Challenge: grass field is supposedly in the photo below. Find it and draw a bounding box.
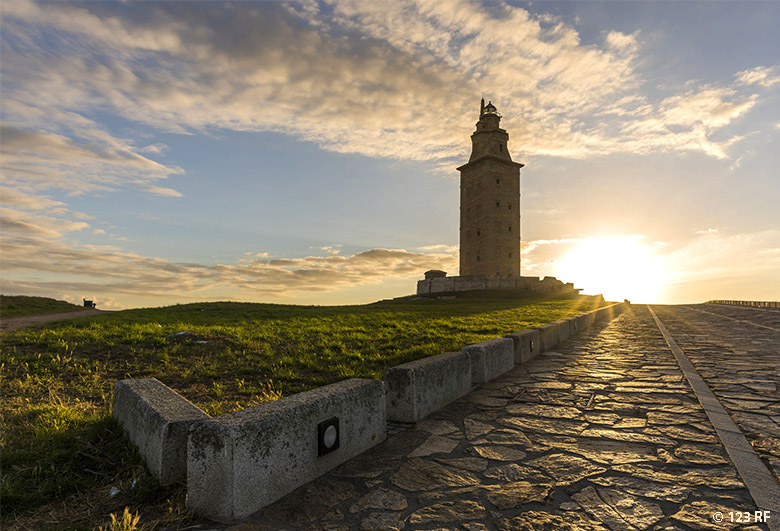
[0,295,89,319]
[1,293,606,529]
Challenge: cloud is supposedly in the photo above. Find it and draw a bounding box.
[0,207,89,238]
[140,143,171,154]
[0,123,183,196]
[0,186,68,212]
[0,224,458,304]
[136,183,183,198]
[417,244,459,254]
[735,66,780,88]
[612,86,759,159]
[319,245,343,255]
[659,88,755,129]
[1,0,764,172]
[604,30,639,54]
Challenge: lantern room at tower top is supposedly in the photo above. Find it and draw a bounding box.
[416,99,577,297]
[465,99,515,164]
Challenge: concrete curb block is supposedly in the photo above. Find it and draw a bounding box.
[576,311,596,331]
[187,378,386,523]
[524,302,626,356]
[552,319,571,342]
[462,337,515,384]
[384,351,472,423]
[532,322,560,352]
[112,378,210,484]
[504,328,541,363]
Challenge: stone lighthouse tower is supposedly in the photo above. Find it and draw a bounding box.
[416,99,576,296]
[458,99,524,277]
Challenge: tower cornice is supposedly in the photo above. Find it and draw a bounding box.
[457,154,524,172]
[471,127,508,137]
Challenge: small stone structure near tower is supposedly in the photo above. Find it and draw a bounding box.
[417,99,575,297]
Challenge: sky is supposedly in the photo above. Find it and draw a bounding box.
[1,0,778,309]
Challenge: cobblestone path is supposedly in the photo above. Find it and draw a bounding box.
[227,304,778,531]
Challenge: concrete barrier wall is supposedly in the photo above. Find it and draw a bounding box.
[384,303,626,425]
[384,350,472,422]
[187,378,385,523]
[462,337,515,384]
[112,378,210,484]
[504,328,541,363]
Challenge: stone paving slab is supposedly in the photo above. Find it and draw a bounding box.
[215,305,776,531]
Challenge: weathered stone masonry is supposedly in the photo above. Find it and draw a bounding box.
[459,99,523,278]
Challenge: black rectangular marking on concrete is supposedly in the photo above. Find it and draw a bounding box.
[648,305,780,524]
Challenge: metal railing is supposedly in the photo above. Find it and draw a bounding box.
[707,300,779,309]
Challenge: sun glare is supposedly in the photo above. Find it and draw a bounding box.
[554,236,667,303]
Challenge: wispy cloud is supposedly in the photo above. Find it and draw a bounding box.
[735,66,780,88]
[1,186,69,213]
[319,245,343,255]
[0,119,183,197]
[0,207,89,238]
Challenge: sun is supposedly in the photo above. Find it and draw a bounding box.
[554,236,667,303]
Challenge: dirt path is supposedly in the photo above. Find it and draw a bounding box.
[0,309,107,332]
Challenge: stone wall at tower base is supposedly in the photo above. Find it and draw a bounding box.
[416,274,577,297]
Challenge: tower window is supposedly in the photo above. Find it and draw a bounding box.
[508,226,512,232]
[477,256,481,261]
[477,230,480,237]
[508,204,512,210]
[496,178,500,184]
[499,144,503,152]
[496,201,500,208]
[509,252,512,258]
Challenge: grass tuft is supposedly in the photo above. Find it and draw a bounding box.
[98,508,141,531]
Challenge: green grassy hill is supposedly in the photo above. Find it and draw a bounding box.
[0,295,88,319]
[1,293,607,529]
